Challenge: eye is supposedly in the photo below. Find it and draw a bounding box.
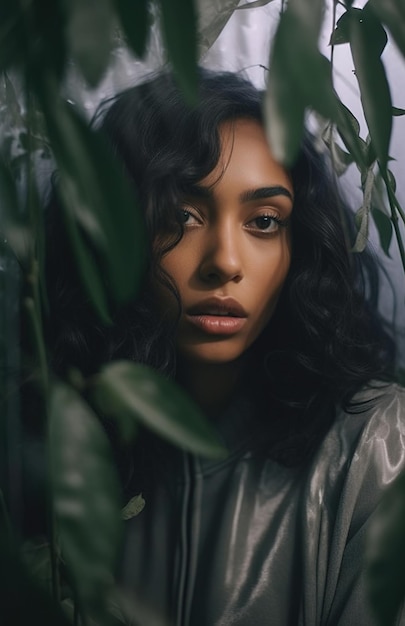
[179,207,201,226]
[245,213,285,234]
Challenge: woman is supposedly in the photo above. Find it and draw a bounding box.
[47,70,405,625]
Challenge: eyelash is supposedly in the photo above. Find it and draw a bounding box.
[245,213,287,234]
[179,208,288,235]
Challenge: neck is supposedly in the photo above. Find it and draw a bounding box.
[176,358,246,418]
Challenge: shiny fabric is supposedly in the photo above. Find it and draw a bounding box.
[120,383,405,625]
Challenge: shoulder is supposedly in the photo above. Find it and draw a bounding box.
[335,381,405,464]
[320,382,405,535]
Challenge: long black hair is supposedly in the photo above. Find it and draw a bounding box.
[45,68,395,465]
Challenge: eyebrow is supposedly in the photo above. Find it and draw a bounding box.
[186,184,293,203]
[239,186,293,203]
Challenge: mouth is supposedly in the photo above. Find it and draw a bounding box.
[186,297,247,335]
[187,297,247,318]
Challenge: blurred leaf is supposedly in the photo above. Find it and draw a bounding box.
[0,520,70,625]
[372,208,393,257]
[21,540,53,593]
[159,0,198,104]
[0,3,25,70]
[198,0,240,53]
[0,159,31,263]
[353,164,374,252]
[0,0,67,78]
[370,0,405,60]
[0,72,24,130]
[265,0,337,165]
[346,5,392,168]
[93,360,227,458]
[264,16,306,166]
[392,106,405,116]
[37,76,147,319]
[121,493,145,520]
[366,470,405,625]
[49,381,122,618]
[115,0,152,58]
[56,178,112,324]
[64,0,115,87]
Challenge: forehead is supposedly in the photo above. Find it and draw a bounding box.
[200,118,294,197]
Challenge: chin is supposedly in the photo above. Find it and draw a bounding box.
[178,342,248,366]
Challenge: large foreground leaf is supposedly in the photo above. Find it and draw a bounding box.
[49,382,122,618]
[64,0,115,87]
[265,0,337,165]
[0,512,70,625]
[93,361,227,458]
[115,0,152,58]
[159,0,198,103]
[37,76,147,321]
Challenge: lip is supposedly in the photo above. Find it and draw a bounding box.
[186,297,247,335]
[187,297,247,318]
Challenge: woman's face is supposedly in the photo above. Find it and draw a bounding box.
[155,118,294,366]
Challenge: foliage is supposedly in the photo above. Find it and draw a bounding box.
[0,0,404,624]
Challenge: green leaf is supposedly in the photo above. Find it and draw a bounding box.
[93,360,227,458]
[387,168,397,192]
[64,0,115,87]
[322,125,354,176]
[347,5,392,168]
[49,381,122,617]
[336,100,368,169]
[353,164,374,252]
[115,0,152,58]
[392,106,405,116]
[366,470,405,626]
[37,75,147,319]
[159,0,198,104]
[370,0,405,60]
[372,207,393,257]
[330,10,351,45]
[265,0,338,165]
[121,493,145,520]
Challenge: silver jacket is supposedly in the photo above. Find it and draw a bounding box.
[120,383,405,625]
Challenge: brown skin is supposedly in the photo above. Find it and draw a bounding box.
[155,119,294,416]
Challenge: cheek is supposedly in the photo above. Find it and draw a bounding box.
[151,246,191,314]
[259,245,291,317]
[159,238,197,290]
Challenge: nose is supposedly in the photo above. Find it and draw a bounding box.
[198,224,243,284]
